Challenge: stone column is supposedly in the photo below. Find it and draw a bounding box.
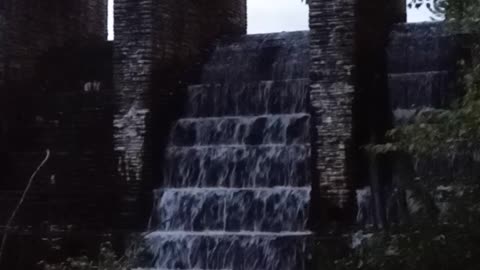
[113,0,154,183]
[113,0,247,183]
[309,0,356,214]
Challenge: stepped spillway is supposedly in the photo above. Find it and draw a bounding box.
[146,31,311,270]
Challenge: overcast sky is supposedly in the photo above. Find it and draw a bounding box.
[107,0,433,40]
[247,0,309,34]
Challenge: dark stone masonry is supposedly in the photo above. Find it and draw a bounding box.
[1,0,107,83]
[0,0,463,268]
[309,0,357,223]
[113,0,246,185]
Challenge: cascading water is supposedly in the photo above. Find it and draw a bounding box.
[387,22,459,114]
[145,31,311,270]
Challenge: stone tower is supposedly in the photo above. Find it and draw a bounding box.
[113,0,247,184]
[0,0,107,84]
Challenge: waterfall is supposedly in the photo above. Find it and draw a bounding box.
[145,31,312,270]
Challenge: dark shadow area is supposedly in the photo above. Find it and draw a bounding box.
[351,0,405,229]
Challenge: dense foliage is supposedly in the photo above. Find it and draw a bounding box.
[38,237,147,270]
[39,242,126,270]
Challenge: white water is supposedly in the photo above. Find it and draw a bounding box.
[146,32,311,270]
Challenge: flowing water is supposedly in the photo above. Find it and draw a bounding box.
[145,31,312,270]
[387,22,459,113]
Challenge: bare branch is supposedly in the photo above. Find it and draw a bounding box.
[0,149,51,265]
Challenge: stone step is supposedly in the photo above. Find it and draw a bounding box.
[162,144,310,188]
[212,31,309,53]
[144,231,311,270]
[150,187,310,232]
[201,55,308,83]
[169,114,310,146]
[388,71,456,109]
[387,22,461,73]
[185,79,309,117]
[201,32,309,83]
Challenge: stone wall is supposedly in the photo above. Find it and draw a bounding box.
[1,42,115,228]
[1,0,107,83]
[0,0,112,236]
[0,0,247,241]
[0,41,118,269]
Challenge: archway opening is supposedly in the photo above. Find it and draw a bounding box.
[247,0,309,34]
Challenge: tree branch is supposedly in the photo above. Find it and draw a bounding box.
[0,149,51,265]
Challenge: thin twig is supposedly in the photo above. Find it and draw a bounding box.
[0,149,50,264]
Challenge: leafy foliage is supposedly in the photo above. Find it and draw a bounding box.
[374,58,480,161]
[38,237,147,270]
[333,223,480,270]
[446,0,480,33]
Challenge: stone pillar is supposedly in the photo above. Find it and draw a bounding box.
[113,0,247,184]
[113,0,154,184]
[309,0,356,214]
[309,0,405,226]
